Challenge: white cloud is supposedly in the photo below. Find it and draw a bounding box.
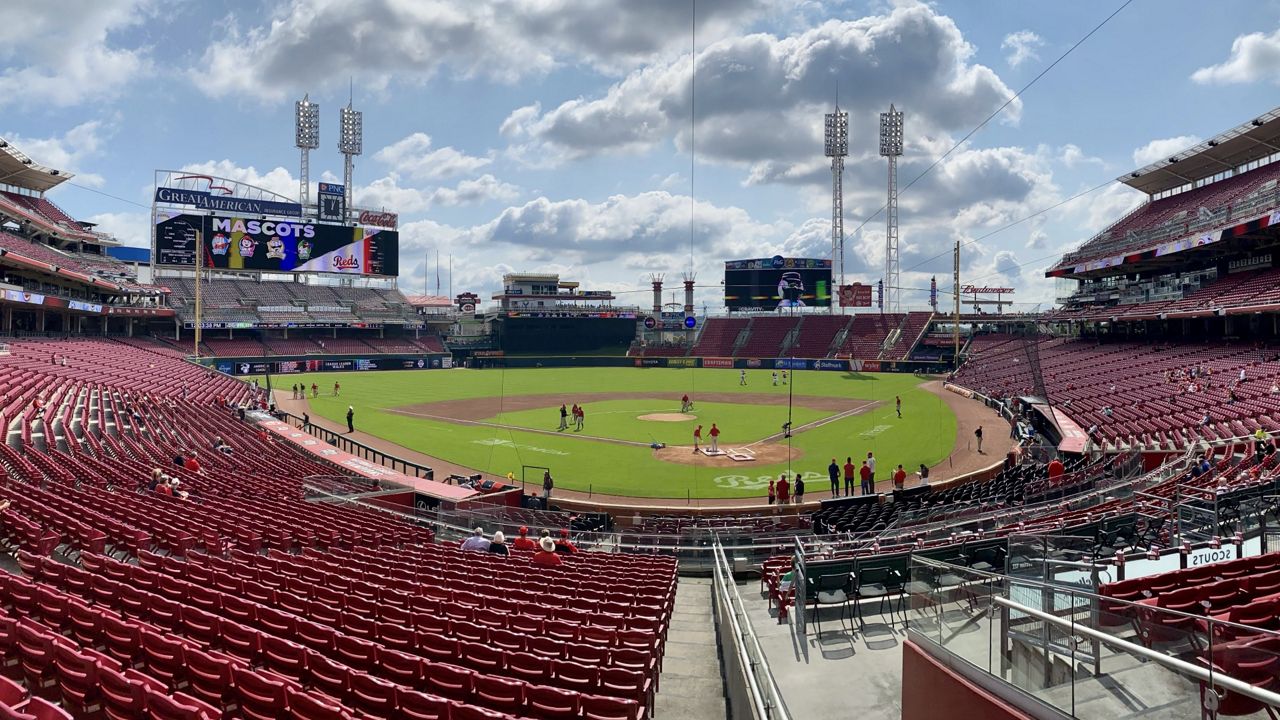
[85,211,149,247]
[1192,27,1280,85]
[5,121,111,187]
[1001,30,1043,68]
[502,5,1019,173]
[0,0,152,107]
[178,161,301,201]
[1058,143,1104,169]
[1131,135,1202,167]
[193,0,777,101]
[355,173,521,213]
[373,133,492,181]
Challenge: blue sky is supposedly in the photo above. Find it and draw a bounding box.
[4,0,1280,310]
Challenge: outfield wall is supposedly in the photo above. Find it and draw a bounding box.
[474,354,953,373]
[192,354,451,375]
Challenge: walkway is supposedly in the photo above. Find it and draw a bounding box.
[653,578,726,719]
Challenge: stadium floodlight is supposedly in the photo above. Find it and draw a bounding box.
[295,96,320,149]
[339,105,363,156]
[339,102,362,216]
[880,104,904,313]
[824,107,848,314]
[295,95,319,207]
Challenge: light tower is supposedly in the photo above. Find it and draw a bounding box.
[879,104,904,313]
[338,98,363,220]
[650,274,664,316]
[294,95,319,208]
[682,273,696,317]
[824,103,848,314]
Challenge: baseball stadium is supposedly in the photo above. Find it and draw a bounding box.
[6,3,1280,720]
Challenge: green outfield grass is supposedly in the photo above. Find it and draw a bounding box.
[296,367,957,499]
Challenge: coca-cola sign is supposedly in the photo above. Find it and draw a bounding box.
[359,210,398,228]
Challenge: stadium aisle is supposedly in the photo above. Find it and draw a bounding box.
[652,578,726,719]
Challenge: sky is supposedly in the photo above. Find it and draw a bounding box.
[4,0,1280,312]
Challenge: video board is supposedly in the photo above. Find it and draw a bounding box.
[724,257,832,309]
[154,211,399,276]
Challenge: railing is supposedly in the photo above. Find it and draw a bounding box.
[1058,184,1280,270]
[276,410,433,479]
[906,556,1280,719]
[711,540,791,720]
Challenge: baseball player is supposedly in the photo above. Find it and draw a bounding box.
[772,371,778,386]
[739,370,747,386]
[693,424,703,453]
[681,394,692,413]
[709,423,721,453]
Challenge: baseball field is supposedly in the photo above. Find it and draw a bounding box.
[294,367,959,500]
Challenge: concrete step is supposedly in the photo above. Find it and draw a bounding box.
[653,578,725,720]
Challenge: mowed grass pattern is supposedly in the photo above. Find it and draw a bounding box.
[300,368,957,499]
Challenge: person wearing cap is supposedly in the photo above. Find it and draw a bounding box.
[346,406,355,434]
[555,529,579,554]
[532,536,563,566]
[487,531,509,556]
[460,527,490,552]
[511,527,538,552]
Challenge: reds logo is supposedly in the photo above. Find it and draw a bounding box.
[334,256,360,270]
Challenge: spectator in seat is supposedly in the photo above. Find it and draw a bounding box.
[555,529,579,554]
[461,527,491,552]
[184,453,202,474]
[156,477,174,497]
[488,531,509,556]
[171,478,189,501]
[148,468,162,492]
[532,536,563,566]
[1047,457,1064,480]
[511,526,538,552]
[172,452,185,469]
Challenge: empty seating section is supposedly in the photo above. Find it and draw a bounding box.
[885,312,932,360]
[0,232,87,273]
[165,279,423,327]
[835,314,901,359]
[953,337,1280,448]
[690,318,747,357]
[1051,267,1280,322]
[1055,161,1280,270]
[786,316,848,358]
[0,336,679,719]
[0,192,96,241]
[736,317,799,358]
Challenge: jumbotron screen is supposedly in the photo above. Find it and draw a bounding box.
[724,257,832,309]
[154,211,399,277]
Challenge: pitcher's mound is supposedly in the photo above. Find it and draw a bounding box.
[639,413,692,422]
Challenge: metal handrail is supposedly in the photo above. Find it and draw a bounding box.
[992,595,1280,710]
[712,540,791,720]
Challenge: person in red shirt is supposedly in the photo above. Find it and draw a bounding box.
[892,464,907,491]
[555,529,579,554]
[511,527,538,552]
[709,423,721,453]
[532,536,563,566]
[859,461,873,495]
[1047,458,1064,480]
[155,478,174,497]
[692,425,702,453]
[776,473,790,504]
[843,457,856,497]
[184,453,202,474]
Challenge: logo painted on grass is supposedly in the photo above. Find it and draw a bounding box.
[859,424,892,438]
[473,438,569,456]
[713,471,825,490]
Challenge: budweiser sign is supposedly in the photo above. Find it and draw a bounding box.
[359,210,399,228]
[961,285,1015,294]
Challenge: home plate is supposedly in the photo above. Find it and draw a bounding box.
[699,448,728,457]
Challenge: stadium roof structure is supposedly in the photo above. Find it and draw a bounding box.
[0,137,71,193]
[1121,107,1280,196]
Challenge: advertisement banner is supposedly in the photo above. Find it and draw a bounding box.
[838,283,873,307]
[154,187,302,217]
[667,358,697,368]
[745,358,762,368]
[861,361,881,372]
[3,290,45,306]
[813,359,850,371]
[774,358,809,370]
[155,213,399,276]
[215,356,441,375]
[633,358,663,367]
[724,256,832,309]
[701,357,734,368]
[359,210,398,229]
[68,300,104,312]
